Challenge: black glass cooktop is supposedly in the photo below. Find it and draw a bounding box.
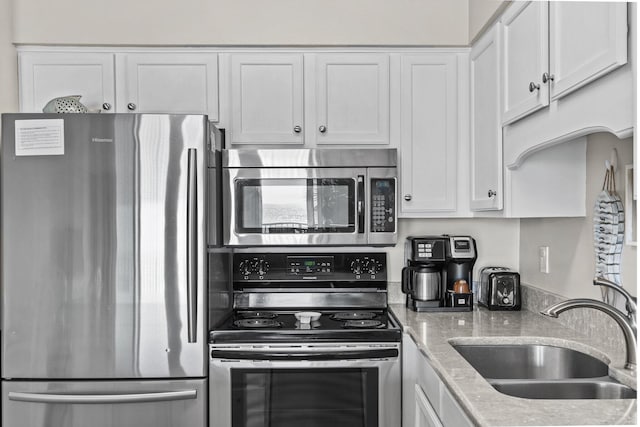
[209,309,401,343]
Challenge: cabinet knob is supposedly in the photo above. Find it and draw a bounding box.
[542,72,555,84]
[404,194,412,201]
[127,103,137,111]
[293,125,302,133]
[319,125,327,133]
[102,103,112,111]
[488,189,497,198]
[528,82,540,93]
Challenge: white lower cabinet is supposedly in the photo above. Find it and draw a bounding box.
[402,334,473,427]
[414,383,443,427]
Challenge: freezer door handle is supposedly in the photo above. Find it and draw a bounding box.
[187,148,198,343]
[8,389,197,404]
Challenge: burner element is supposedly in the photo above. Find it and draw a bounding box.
[331,311,377,321]
[238,311,277,319]
[342,319,384,329]
[233,319,281,329]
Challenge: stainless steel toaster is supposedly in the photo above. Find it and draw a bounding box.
[479,267,521,310]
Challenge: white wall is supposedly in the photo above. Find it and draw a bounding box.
[468,0,506,42]
[0,0,18,113]
[12,0,469,46]
[387,217,520,283]
[519,133,637,299]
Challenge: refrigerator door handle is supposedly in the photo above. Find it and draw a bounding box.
[8,390,197,404]
[187,148,198,344]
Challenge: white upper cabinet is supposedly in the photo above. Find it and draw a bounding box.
[500,1,549,125]
[399,54,458,215]
[225,52,390,146]
[313,54,390,145]
[116,53,219,120]
[549,2,627,101]
[500,1,627,125]
[470,24,503,211]
[19,52,115,113]
[228,53,304,144]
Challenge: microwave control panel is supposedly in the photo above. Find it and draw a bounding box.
[370,178,395,233]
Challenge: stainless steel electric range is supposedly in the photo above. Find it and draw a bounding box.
[209,252,401,427]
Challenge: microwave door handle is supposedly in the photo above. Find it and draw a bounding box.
[187,149,198,343]
[357,175,365,234]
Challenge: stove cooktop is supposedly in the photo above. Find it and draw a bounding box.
[209,309,402,343]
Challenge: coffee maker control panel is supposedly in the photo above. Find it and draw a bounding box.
[406,237,446,262]
[449,236,476,259]
[416,240,446,260]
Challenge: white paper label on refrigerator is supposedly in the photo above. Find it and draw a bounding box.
[14,119,65,156]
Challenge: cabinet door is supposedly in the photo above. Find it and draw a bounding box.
[470,25,503,211]
[549,2,627,101]
[314,54,390,145]
[229,54,304,144]
[415,384,444,427]
[116,53,218,119]
[19,52,115,113]
[439,386,474,427]
[399,54,457,214]
[500,1,549,125]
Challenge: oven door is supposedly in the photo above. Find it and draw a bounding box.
[223,167,367,246]
[209,343,400,427]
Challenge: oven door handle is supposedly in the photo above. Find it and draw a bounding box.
[210,348,398,361]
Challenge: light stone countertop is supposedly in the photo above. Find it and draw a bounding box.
[390,304,637,426]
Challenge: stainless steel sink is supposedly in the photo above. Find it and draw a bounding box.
[453,344,609,379]
[452,344,636,400]
[490,379,637,400]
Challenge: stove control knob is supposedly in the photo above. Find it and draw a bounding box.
[350,259,363,275]
[239,260,252,276]
[256,260,270,276]
[364,259,381,274]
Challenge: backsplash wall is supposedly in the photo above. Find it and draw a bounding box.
[519,133,637,300]
[386,217,520,283]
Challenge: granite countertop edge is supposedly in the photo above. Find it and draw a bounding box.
[389,303,637,427]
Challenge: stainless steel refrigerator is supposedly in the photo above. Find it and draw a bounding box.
[1,113,212,427]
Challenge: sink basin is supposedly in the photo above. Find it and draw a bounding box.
[490,379,637,400]
[452,343,636,400]
[453,344,609,379]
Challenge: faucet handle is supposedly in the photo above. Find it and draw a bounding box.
[594,276,637,317]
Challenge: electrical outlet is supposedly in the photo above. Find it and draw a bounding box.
[538,246,549,273]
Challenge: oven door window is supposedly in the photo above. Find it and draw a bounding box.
[231,368,378,427]
[236,178,355,234]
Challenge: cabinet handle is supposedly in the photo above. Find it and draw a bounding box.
[127,103,137,111]
[319,125,327,133]
[102,103,111,111]
[293,125,302,133]
[542,72,555,84]
[488,189,497,198]
[528,82,540,93]
[404,194,412,201]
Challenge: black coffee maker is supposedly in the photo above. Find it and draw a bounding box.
[402,235,477,312]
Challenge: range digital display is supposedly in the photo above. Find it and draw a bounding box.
[287,256,334,275]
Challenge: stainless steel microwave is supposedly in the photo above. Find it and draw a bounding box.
[222,148,397,246]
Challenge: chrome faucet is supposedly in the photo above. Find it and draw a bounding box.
[540,277,637,370]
